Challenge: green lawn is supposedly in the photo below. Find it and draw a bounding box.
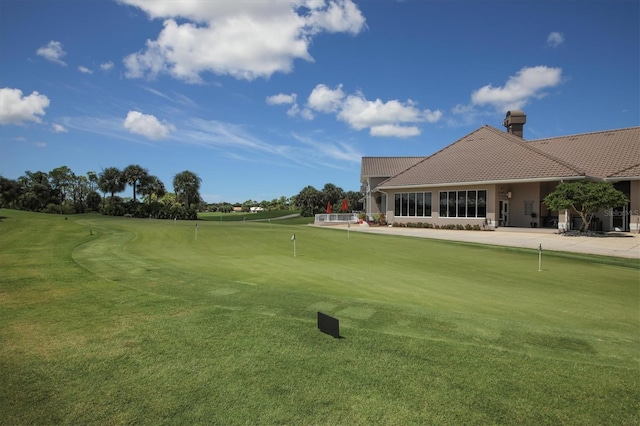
[198,209,306,222]
[1,209,638,425]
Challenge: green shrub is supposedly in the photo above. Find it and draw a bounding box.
[373,212,386,225]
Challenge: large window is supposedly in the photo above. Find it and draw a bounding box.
[439,190,487,218]
[394,192,432,217]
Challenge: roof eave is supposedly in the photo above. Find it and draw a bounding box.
[376,175,586,191]
[605,176,640,182]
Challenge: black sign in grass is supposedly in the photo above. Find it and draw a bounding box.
[317,311,340,338]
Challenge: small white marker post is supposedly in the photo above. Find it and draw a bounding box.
[195,223,199,240]
[347,221,350,239]
[538,244,542,272]
[291,233,296,257]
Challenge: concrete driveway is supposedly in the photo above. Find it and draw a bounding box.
[328,224,640,259]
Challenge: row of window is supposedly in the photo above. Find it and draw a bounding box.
[394,190,487,218]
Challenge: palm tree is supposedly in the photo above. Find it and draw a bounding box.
[173,170,201,210]
[295,185,321,217]
[98,167,125,205]
[139,175,166,205]
[123,164,148,202]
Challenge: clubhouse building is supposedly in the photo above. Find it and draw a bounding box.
[361,111,640,232]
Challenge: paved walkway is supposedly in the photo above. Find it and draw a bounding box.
[325,224,640,259]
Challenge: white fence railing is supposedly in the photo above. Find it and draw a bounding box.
[314,213,359,224]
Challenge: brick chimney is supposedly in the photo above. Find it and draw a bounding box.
[503,110,526,138]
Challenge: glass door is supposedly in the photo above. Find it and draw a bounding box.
[499,200,510,227]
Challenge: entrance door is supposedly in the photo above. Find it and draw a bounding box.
[612,205,629,231]
[499,200,510,227]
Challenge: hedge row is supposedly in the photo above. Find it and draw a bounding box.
[392,222,484,231]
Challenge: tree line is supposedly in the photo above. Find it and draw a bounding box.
[204,185,362,216]
[1,165,363,219]
[0,165,202,220]
[293,183,362,217]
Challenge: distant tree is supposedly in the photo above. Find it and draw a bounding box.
[71,175,90,213]
[241,199,258,212]
[173,170,201,210]
[86,171,99,193]
[295,185,322,217]
[18,171,55,211]
[321,183,345,210]
[544,181,628,232]
[345,190,362,212]
[139,175,166,205]
[86,191,101,212]
[0,176,21,208]
[98,167,125,206]
[278,196,290,210]
[160,193,177,206]
[49,166,75,211]
[123,164,148,202]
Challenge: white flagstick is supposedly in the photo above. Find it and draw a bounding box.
[538,244,542,272]
[291,233,296,257]
[195,223,198,240]
[348,221,350,239]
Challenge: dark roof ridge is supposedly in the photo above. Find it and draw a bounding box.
[529,126,640,143]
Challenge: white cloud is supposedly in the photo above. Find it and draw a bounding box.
[52,123,68,133]
[286,103,314,120]
[337,93,442,133]
[123,110,174,140]
[268,83,442,137]
[100,61,114,71]
[546,32,565,48]
[370,124,420,138]
[36,41,67,66]
[266,93,297,105]
[307,84,345,113]
[0,87,50,125]
[306,0,367,34]
[78,66,93,74]
[120,0,366,82]
[470,66,563,111]
[266,93,314,119]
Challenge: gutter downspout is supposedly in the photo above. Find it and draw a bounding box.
[366,178,371,222]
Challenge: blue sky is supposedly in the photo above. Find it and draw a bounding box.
[1,0,638,203]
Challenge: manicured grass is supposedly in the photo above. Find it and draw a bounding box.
[198,209,304,222]
[1,210,638,424]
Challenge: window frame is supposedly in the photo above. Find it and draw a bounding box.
[438,189,488,218]
[394,191,433,217]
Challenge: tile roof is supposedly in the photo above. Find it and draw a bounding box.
[361,156,426,180]
[527,127,640,179]
[378,126,586,188]
[607,162,640,179]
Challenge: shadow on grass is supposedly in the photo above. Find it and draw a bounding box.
[500,330,596,354]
